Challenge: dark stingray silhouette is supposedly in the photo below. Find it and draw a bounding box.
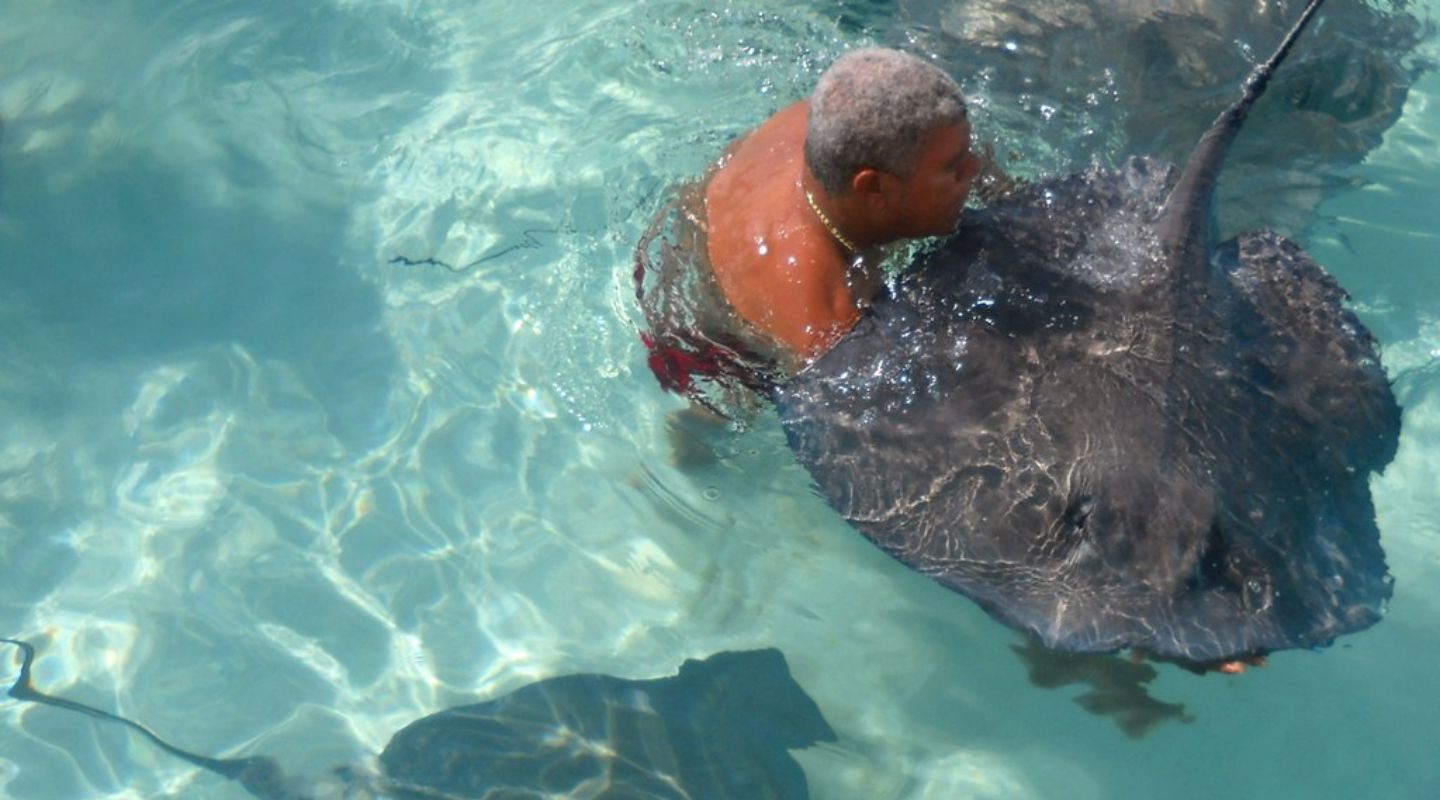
[1011,642,1193,739]
[777,0,1400,667]
[883,0,1426,238]
[3,639,834,799]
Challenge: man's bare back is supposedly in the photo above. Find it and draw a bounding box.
[705,101,884,361]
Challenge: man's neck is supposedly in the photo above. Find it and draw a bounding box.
[799,172,896,253]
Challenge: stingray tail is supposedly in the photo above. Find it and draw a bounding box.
[1158,0,1327,277]
[3,638,296,800]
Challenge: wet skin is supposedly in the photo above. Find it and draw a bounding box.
[703,100,982,362]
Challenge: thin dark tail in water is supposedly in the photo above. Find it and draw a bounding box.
[1159,0,1327,277]
[3,638,298,800]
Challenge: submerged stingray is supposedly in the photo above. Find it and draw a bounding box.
[1010,641,1193,739]
[777,0,1399,667]
[3,639,834,799]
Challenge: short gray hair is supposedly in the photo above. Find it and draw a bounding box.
[805,48,968,195]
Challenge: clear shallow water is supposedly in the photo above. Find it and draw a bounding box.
[1,1,1437,798]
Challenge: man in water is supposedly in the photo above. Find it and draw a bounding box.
[638,48,1002,406]
[705,47,989,361]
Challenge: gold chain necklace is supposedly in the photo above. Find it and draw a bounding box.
[804,189,859,254]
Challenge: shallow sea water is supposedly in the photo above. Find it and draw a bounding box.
[1,1,1438,798]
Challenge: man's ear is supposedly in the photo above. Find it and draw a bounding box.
[850,168,884,196]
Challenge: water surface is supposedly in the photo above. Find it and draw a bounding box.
[2,1,1438,798]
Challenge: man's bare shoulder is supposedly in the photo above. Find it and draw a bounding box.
[707,209,855,357]
[736,101,810,155]
[703,101,814,290]
[706,102,808,197]
[697,99,860,357]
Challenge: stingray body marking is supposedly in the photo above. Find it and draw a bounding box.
[778,0,1400,666]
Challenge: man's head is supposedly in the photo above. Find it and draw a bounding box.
[805,48,979,237]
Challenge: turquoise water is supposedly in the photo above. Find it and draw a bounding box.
[2,1,1438,798]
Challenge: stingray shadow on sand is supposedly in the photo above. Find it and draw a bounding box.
[778,0,1399,672]
[3,640,834,800]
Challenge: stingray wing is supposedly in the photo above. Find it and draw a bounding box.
[1200,229,1398,642]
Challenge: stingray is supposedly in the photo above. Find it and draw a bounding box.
[776,0,1399,668]
[2,639,834,799]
